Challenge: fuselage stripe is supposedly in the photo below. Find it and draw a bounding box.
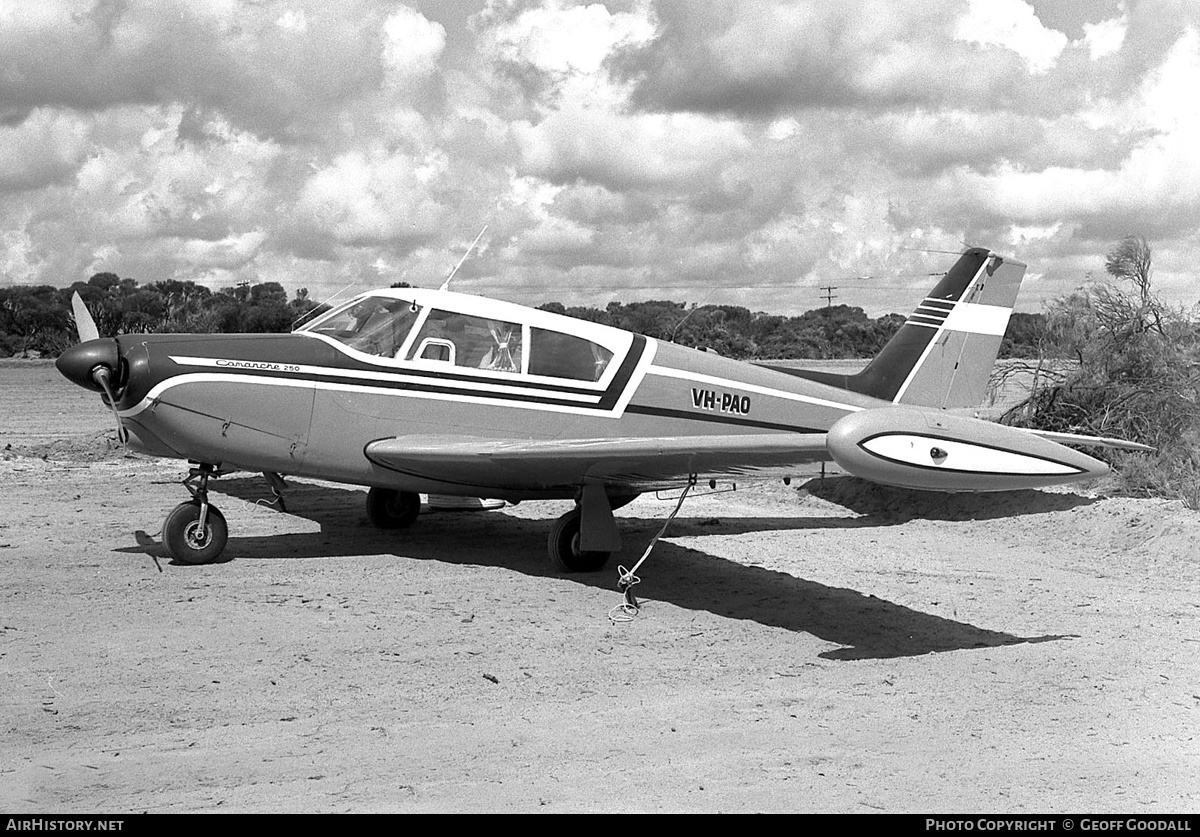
[624,404,822,434]
[168,355,605,398]
[646,364,863,412]
[120,373,634,419]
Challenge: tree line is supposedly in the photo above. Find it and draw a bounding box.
[0,271,1051,360]
[0,273,322,357]
[536,299,1048,360]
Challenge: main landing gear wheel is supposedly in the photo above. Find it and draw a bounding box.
[163,501,228,565]
[548,508,611,573]
[366,487,421,529]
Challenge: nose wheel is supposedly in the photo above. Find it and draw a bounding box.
[163,501,228,564]
[163,464,229,564]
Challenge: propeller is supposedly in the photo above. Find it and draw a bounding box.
[58,292,127,444]
[71,291,100,343]
[94,364,128,445]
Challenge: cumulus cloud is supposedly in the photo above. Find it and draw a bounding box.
[613,0,1037,116]
[514,107,749,190]
[481,0,655,76]
[288,145,451,254]
[955,0,1068,74]
[0,0,387,139]
[382,6,447,82]
[0,109,92,192]
[941,26,1200,243]
[3,0,1200,315]
[1081,12,1127,59]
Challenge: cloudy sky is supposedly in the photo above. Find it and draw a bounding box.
[1,0,1198,315]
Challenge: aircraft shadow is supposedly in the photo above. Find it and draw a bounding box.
[117,475,1075,661]
[802,475,1099,522]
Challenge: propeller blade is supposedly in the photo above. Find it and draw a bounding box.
[71,291,100,343]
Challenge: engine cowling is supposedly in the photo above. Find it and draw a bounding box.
[826,406,1109,492]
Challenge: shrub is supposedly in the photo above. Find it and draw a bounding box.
[1002,237,1200,506]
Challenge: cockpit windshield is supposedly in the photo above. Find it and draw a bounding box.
[299,291,622,382]
[300,296,421,358]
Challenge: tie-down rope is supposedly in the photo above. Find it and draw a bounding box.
[609,478,695,623]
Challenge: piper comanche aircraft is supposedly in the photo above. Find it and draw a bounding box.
[56,247,1146,569]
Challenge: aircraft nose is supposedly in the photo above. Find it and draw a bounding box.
[56,338,121,392]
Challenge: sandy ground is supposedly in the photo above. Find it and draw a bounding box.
[1,360,1198,813]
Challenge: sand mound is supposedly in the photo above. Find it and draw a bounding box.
[2,430,130,462]
[802,475,1099,521]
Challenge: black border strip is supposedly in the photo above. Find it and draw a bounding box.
[597,334,646,410]
[300,372,606,408]
[624,404,821,434]
[187,356,605,397]
[858,431,1086,477]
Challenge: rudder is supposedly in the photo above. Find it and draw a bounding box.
[886,248,1025,408]
[778,248,1025,409]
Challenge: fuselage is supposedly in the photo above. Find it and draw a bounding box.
[60,287,884,498]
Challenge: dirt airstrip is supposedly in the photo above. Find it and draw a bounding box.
[1,359,1198,812]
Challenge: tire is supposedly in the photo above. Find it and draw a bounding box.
[547,509,611,573]
[366,487,421,529]
[163,502,228,565]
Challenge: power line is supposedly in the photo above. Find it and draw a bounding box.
[445,272,947,295]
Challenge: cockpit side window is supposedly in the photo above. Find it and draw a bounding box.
[304,297,422,358]
[407,309,524,373]
[529,328,613,382]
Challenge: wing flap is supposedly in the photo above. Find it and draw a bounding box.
[364,433,829,492]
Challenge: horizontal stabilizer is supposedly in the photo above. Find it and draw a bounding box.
[1022,428,1155,452]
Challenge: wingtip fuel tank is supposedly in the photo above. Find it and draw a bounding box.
[827,406,1109,492]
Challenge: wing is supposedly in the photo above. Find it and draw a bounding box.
[364,433,829,493]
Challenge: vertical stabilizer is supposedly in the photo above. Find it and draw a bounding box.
[887,248,1024,408]
[778,248,1026,409]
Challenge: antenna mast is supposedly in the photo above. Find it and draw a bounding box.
[439,225,488,291]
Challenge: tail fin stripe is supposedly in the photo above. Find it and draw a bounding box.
[908,297,958,326]
[939,302,1012,336]
[893,257,993,402]
[764,247,1024,410]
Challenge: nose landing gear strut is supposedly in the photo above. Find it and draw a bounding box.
[162,464,228,565]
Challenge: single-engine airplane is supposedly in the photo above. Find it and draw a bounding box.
[56,247,1148,569]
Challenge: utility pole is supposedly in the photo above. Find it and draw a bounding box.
[820,285,838,309]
